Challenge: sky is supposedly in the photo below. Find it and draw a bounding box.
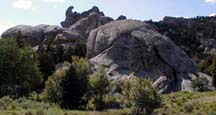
[0,0,216,35]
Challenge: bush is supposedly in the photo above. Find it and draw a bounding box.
[0,38,42,97]
[44,62,70,104]
[192,77,210,92]
[121,75,161,115]
[45,56,89,109]
[85,67,113,110]
[198,59,210,73]
[183,103,194,113]
[0,96,13,110]
[208,55,216,87]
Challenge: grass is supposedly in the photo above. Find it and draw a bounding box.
[1,91,216,115]
[0,109,130,115]
[155,91,216,115]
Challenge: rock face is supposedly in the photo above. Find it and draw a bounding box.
[87,19,197,93]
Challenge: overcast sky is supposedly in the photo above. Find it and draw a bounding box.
[0,0,216,35]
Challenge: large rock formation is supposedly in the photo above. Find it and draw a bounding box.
[1,6,206,93]
[87,19,197,93]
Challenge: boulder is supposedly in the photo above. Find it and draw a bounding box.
[36,24,63,45]
[87,19,197,93]
[1,25,63,46]
[68,12,113,40]
[116,15,127,20]
[1,25,44,46]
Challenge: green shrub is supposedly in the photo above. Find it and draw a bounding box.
[183,103,194,113]
[45,62,70,105]
[208,55,216,87]
[45,56,89,109]
[0,38,42,97]
[192,77,210,92]
[198,59,210,73]
[121,75,161,115]
[85,66,113,110]
[0,96,13,110]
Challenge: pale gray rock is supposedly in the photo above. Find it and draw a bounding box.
[57,12,113,44]
[36,24,63,45]
[87,19,197,93]
[189,72,214,91]
[68,12,113,39]
[1,25,63,46]
[1,25,44,46]
[153,76,171,94]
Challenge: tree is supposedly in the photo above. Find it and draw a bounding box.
[85,67,112,110]
[0,38,42,97]
[121,75,161,115]
[38,50,55,80]
[45,56,90,109]
[208,55,216,87]
[198,59,210,73]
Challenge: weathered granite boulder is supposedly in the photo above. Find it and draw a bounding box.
[36,24,63,45]
[1,25,63,46]
[1,25,44,46]
[68,12,113,39]
[87,19,197,93]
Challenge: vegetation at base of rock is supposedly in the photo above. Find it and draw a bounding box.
[1,91,216,115]
[121,75,161,115]
[208,55,216,87]
[44,56,89,109]
[156,91,216,115]
[84,66,113,110]
[192,77,210,92]
[0,38,42,98]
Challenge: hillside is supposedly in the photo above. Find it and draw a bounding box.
[148,16,216,64]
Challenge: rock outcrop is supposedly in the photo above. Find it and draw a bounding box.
[150,16,216,59]
[57,12,113,42]
[57,6,113,44]
[87,19,197,93]
[61,6,105,28]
